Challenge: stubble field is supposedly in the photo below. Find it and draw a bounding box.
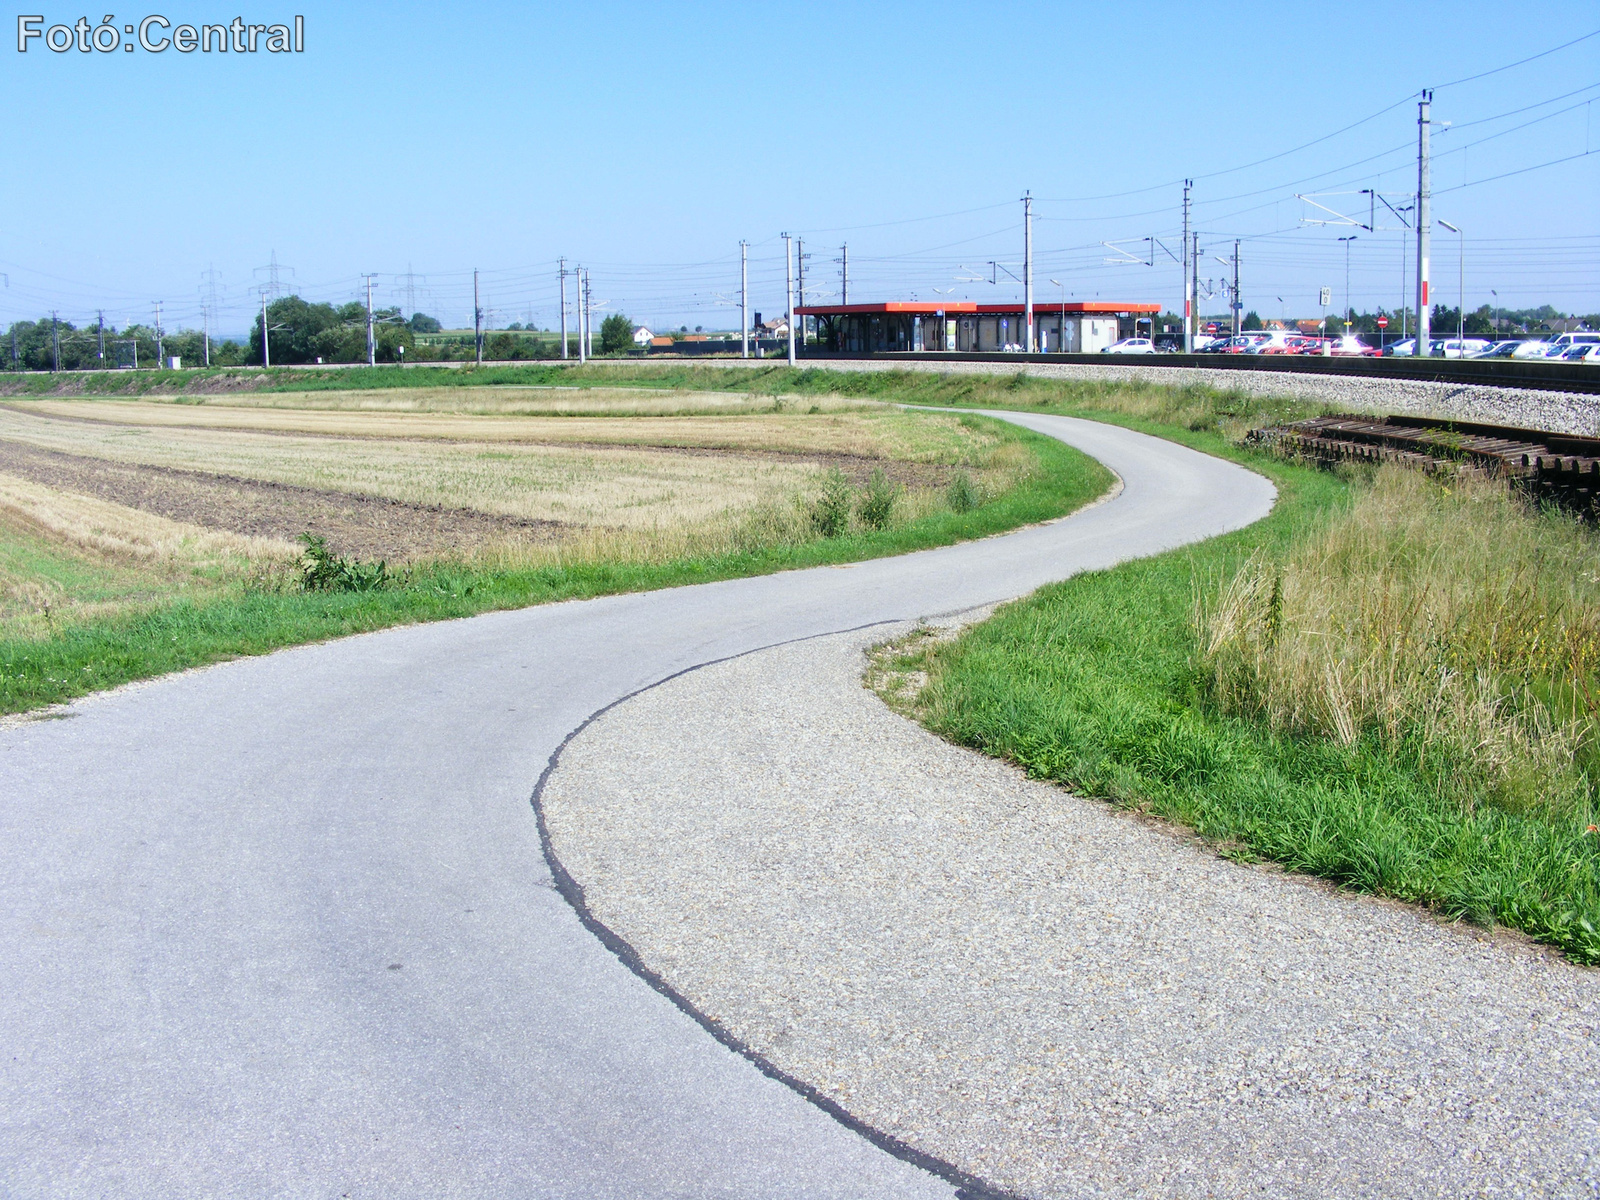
[0,386,1071,645]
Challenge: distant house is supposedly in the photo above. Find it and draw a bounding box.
[754,315,790,339]
[649,336,674,347]
[632,325,654,346]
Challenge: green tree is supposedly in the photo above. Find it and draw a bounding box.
[1242,311,1263,331]
[249,296,342,364]
[599,312,633,355]
[408,312,441,333]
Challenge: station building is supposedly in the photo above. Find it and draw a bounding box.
[797,301,1161,354]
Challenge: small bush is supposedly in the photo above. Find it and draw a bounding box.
[811,469,853,538]
[857,468,899,531]
[947,471,979,513]
[297,533,391,593]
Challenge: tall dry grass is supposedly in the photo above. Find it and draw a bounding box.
[1201,464,1600,823]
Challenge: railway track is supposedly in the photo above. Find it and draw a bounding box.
[1250,413,1600,514]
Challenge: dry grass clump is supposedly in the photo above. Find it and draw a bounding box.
[1201,464,1600,822]
[457,451,1014,575]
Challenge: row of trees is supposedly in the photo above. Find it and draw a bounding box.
[0,304,646,371]
[0,316,257,372]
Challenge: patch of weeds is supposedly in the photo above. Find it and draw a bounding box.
[857,468,899,531]
[297,533,392,593]
[811,468,853,538]
[947,471,979,513]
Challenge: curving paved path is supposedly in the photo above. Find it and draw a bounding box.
[0,413,1273,1198]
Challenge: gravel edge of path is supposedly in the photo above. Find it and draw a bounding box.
[527,618,1019,1200]
[538,624,1600,1200]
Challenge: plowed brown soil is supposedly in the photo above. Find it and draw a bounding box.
[0,441,565,561]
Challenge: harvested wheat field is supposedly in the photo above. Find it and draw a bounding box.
[0,390,1024,639]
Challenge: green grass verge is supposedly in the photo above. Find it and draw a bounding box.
[0,419,1109,715]
[876,399,1600,966]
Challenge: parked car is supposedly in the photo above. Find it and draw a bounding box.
[1542,333,1600,358]
[1325,335,1381,357]
[1259,336,1318,355]
[1237,331,1303,354]
[1384,338,1417,356]
[1102,338,1155,354]
[1470,340,1550,359]
[1558,344,1600,364]
[1425,338,1493,358]
[1198,335,1258,353]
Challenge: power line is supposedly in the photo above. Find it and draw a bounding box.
[1436,147,1597,193]
[1435,27,1600,90]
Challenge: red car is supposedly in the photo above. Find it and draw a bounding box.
[1321,335,1380,357]
[1289,335,1379,357]
[1260,336,1318,355]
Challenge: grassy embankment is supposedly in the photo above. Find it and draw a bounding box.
[0,392,1110,715]
[865,380,1600,964]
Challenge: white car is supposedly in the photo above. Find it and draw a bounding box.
[1471,340,1552,359]
[1102,338,1155,354]
[1432,338,1493,359]
[1543,333,1600,358]
[1557,344,1600,364]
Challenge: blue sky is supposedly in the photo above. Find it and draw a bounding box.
[2,1,1596,335]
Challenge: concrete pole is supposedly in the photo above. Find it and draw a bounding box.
[261,292,270,368]
[1416,90,1432,356]
[577,268,587,363]
[1192,233,1200,346]
[783,233,795,365]
[840,243,848,305]
[740,240,749,359]
[154,301,163,365]
[559,258,568,360]
[1182,180,1193,352]
[473,268,483,365]
[365,274,376,366]
[1023,193,1034,353]
[1232,240,1241,336]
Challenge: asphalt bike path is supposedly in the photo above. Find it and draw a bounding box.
[0,413,1273,1198]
